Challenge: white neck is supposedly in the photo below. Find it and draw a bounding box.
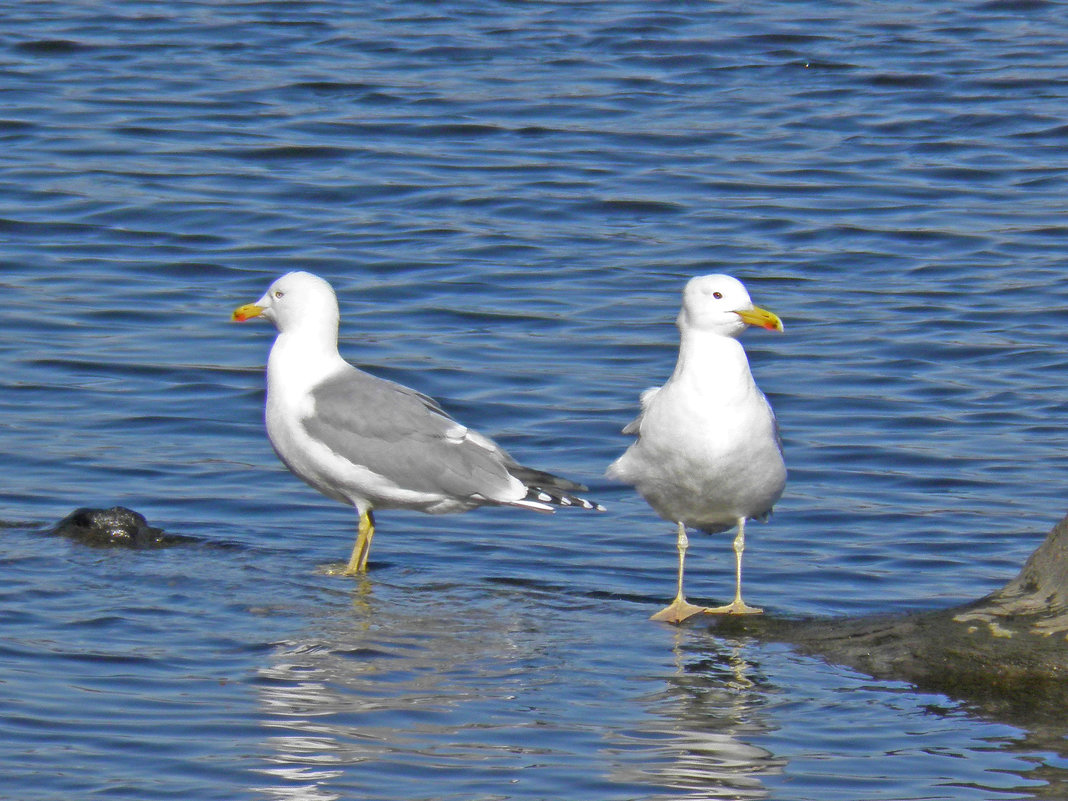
[267,327,346,399]
[671,328,757,403]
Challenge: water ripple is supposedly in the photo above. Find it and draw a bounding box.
[2,1,1068,799]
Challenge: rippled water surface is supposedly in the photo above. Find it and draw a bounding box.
[4,2,1068,799]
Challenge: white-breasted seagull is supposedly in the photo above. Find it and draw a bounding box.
[233,271,602,574]
[608,274,786,623]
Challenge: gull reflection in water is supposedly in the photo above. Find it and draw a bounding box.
[250,577,650,800]
[612,631,785,800]
[247,575,786,800]
[254,642,350,801]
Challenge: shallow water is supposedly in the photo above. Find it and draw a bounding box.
[4,1,1068,798]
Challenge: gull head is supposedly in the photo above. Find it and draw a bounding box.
[678,274,783,337]
[231,271,340,337]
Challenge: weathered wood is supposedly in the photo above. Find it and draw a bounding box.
[703,512,1068,725]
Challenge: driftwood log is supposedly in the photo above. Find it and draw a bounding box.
[705,511,1068,734]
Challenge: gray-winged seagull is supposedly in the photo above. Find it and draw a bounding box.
[233,271,603,574]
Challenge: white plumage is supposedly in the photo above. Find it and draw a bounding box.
[234,271,601,574]
[609,274,786,623]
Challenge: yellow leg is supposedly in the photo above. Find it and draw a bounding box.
[343,509,375,575]
[651,522,708,623]
[705,517,763,615]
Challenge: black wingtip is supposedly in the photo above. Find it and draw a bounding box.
[522,485,605,512]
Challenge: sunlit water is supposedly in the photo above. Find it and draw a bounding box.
[3,2,1068,799]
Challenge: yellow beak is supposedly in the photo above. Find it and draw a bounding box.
[232,303,265,323]
[736,305,784,332]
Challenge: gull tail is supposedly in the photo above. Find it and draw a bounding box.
[507,464,606,512]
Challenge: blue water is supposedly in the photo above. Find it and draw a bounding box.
[3,1,1068,798]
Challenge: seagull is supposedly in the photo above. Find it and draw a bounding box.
[608,274,786,623]
[232,271,603,574]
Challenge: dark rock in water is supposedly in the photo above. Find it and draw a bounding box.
[50,506,179,548]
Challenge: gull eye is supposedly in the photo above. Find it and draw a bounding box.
[712,291,723,299]
[273,290,284,299]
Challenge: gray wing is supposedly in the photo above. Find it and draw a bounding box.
[621,386,661,436]
[302,367,518,501]
[769,398,785,457]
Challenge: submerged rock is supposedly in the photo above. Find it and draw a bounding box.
[49,506,185,548]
